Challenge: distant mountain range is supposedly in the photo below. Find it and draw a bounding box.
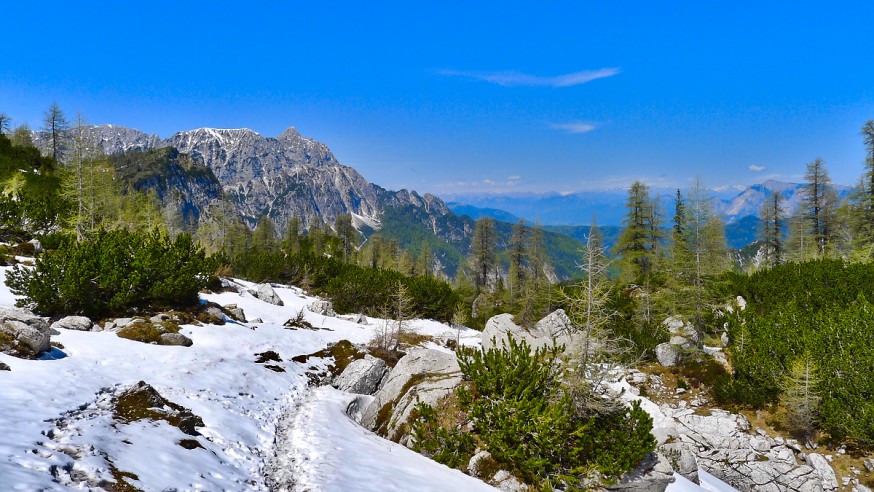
[447,179,854,227]
[38,124,587,279]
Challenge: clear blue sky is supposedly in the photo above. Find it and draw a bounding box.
[2,2,872,195]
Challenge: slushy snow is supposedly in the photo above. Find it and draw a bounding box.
[0,266,733,491]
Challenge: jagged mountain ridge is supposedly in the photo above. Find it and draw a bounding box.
[79,124,451,233]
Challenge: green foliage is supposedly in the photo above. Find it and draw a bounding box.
[413,336,656,488]
[716,259,874,449]
[411,401,476,469]
[230,246,459,321]
[5,229,215,318]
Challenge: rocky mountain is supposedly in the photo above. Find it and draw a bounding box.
[79,125,451,235]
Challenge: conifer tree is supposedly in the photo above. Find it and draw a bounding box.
[760,192,785,267]
[417,240,433,277]
[252,215,277,252]
[852,120,874,254]
[471,217,497,292]
[11,124,34,149]
[283,216,301,253]
[802,158,837,256]
[781,353,820,442]
[507,220,527,306]
[615,181,661,283]
[0,113,10,134]
[334,213,357,263]
[41,102,69,163]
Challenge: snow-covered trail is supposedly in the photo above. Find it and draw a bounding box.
[268,386,499,492]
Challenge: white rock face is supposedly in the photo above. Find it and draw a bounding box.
[492,470,527,492]
[358,347,461,440]
[606,452,675,492]
[807,453,837,491]
[655,343,681,367]
[251,284,283,306]
[0,320,50,358]
[51,316,93,332]
[308,300,336,317]
[481,309,576,353]
[333,355,388,395]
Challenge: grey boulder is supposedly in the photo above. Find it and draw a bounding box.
[160,333,193,347]
[51,316,93,332]
[0,320,50,358]
[333,355,388,395]
[309,300,336,317]
[251,283,284,306]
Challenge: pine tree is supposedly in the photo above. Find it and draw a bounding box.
[781,353,821,442]
[334,213,357,263]
[283,216,301,253]
[41,102,69,163]
[852,120,874,255]
[471,217,497,292]
[252,215,277,252]
[760,192,785,268]
[803,158,837,257]
[507,220,527,306]
[417,240,433,277]
[0,113,10,134]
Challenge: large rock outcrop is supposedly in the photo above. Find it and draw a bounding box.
[481,309,575,353]
[0,308,52,358]
[333,355,388,395]
[357,347,462,442]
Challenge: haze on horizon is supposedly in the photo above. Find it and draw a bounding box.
[2,2,872,196]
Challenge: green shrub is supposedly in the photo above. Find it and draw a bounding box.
[412,336,656,488]
[5,229,215,318]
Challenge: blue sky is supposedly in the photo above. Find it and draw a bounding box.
[2,2,872,196]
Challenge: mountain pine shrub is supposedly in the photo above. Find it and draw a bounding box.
[6,229,215,318]
[411,335,656,488]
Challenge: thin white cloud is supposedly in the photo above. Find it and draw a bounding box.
[506,175,522,181]
[549,122,597,134]
[749,164,766,172]
[483,179,496,186]
[437,68,620,87]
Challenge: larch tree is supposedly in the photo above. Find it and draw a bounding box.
[470,217,497,292]
[759,191,785,268]
[417,240,433,277]
[781,353,821,442]
[0,113,10,134]
[252,215,278,252]
[507,220,527,306]
[283,216,302,254]
[853,120,874,254]
[802,158,837,257]
[334,213,357,263]
[41,102,69,163]
[11,124,34,149]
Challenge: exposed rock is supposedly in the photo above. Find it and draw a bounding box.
[468,449,495,478]
[51,316,93,332]
[309,300,336,317]
[202,305,226,324]
[864,458,874,473]
[481,309,575,353]
[661,443,699,484]
[0,361,10,371]
[674,409,826,491]
[224,304,247,323]
[663,316,700,344]
[606,452,675,492]
[655,343,682,367]
[491,470,527,492]
[251,283,283,306]
[348,313,368,325]
[0,307,51,335]
[358,347,462,441]
[333,355,388,395]
[250,318,263,324]
[0,320,50,358]
[150,313,172,323]
[28,238,43,254]
[807,453,837,491]
[160,333,193,347]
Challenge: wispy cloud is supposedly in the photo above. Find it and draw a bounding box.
[549,122,597,134]
[749,164,766,172]
[437,68,620,87]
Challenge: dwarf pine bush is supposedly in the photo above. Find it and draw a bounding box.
[6,229,215,318]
